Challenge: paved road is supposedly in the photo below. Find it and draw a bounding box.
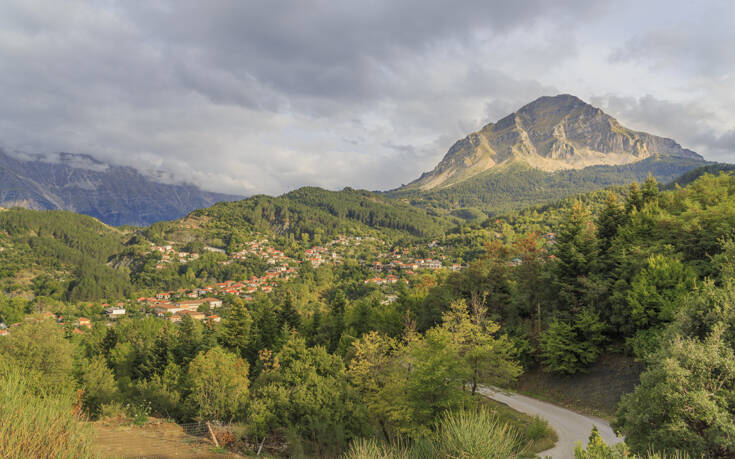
[476,386,622,458]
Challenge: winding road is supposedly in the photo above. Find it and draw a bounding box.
[477,386,622,458]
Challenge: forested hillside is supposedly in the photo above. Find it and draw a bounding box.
[196,186,453,240]
[389,156,707,214]
[0,209,131,301]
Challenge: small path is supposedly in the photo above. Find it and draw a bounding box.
[94,421,242,458]
[477,386,622,459]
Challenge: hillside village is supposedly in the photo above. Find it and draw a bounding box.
[0,227,563,337]
[0,232,474,335]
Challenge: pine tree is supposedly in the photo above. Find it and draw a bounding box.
[641,175,659,206]
[218,301,253,359]
[553,201,598,312]
[277,298,301,331]
[254,305,280,355]
[596,192,626,256]
[625,182,644,214]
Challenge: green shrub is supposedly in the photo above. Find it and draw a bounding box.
[525,415,552,441]
[574,427,691,459]
[99,401,127,420]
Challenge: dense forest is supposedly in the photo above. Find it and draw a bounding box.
[2,171,735,457]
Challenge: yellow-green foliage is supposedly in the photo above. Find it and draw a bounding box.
[0,365,97,458]
[343,408,525,459]
[574,427,691,459]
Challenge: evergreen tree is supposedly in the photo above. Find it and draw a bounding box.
[553,201,599,312]
[596,192,626,257]
[174,315,202,366]
[277,297,301,331]
[625,182,644,214]
[328,290,347,352]
[254,304,280,356]
[641,175,659,206]
[539,309,606,374]
[218,301,253,359]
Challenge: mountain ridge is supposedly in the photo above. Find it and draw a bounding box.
[405,94,702,190]
[0,150,242,226]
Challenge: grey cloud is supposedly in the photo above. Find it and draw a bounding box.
[592,94,735,162]
[118,0,602,109]
[0,0,732,196]
[609,2,735,76]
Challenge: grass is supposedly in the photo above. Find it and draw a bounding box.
[344,407,531,459]
[0,366,98,458]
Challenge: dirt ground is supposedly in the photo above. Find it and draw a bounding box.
[94,421,244,459]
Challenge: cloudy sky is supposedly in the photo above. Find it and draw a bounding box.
[0,1,733,195]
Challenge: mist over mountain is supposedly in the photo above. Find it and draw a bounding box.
[0,150,241,226]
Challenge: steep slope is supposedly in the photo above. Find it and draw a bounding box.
[0,151,241,226]
[405,94,702,191]
[390,156,709,215]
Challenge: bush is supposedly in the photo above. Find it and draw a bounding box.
[99,401,127,420]
[539,309,606,374]
[574,427,691,459]
[525,415,552,442]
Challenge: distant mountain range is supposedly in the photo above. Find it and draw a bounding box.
[404,94,703,191]
[0,151,241,226]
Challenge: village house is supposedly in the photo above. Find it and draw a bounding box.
[40,311,57,321]
[202,298,223,308]
[105,306,126,318]
[154,304,187,316]
[78,317,92,328]
[179,310,206,321]
[174,299,206,311]
[418,259,442,269]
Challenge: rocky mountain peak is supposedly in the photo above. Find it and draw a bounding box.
[404,95,702,190]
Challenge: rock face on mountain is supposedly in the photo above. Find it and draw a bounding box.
[406,94,703,190]
[0,151,241,226]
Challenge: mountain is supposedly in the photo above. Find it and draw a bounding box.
[404,94,703,191]
[0,151,241,226]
